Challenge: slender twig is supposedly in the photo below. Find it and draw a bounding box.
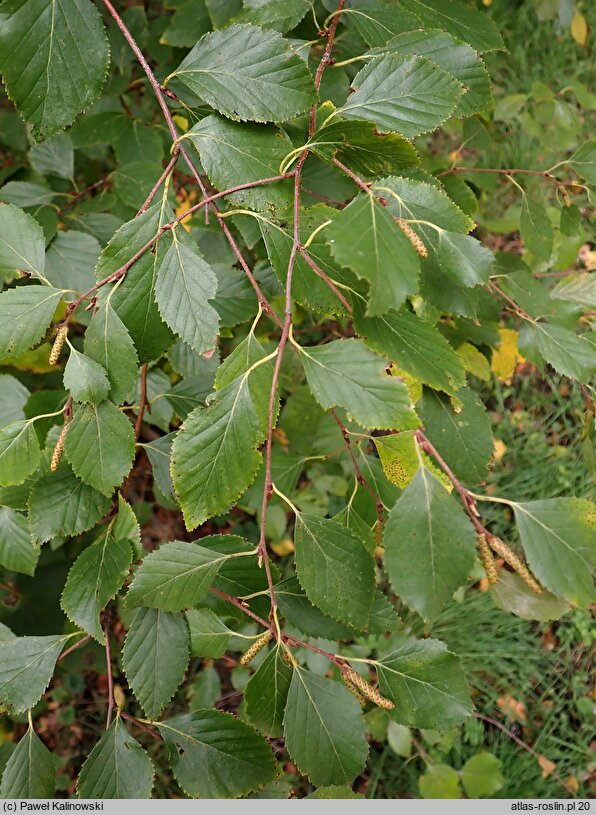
[437,166,559,185]
[332,157,372,193]
[331,409,384,527]
[475,713,578,798]
[100,0,281,326]
[256,0,347,623]
[58,634,91,662]
[137,150,179,215]
[488,280,533,322]
[298,246,353,313]
[415,429,488,537]
[120,711,164,742]
[134,363,149,441]
[104,622,115,730]
[58,178,110,214]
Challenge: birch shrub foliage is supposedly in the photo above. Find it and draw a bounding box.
[0,0,594,799]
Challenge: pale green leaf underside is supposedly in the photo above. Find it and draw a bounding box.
[0,286,62,362]
[0,726,55,799]
[0,507,39,576]
[0,420,40,488]
[384,467,476,621]
[0,203,46,281]
[0,634,71,712]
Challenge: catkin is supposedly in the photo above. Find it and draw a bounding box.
[49,325,68,365]
[50,424,69,472]
[488,536,542,594]
[343,677,366,707]
[395,218,428,258]
[343,666,395,710]
[476,534,498,584]
[239,630,273,665]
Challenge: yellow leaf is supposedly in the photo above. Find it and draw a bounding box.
[392,366,422,403]
[496,694,527,723]
[374,432,452,491]
[457,342,490,381]
[493,438,507,463]
[571,11,588,46]
[175,188,198,233]
[491,328,522,382]
[172,114,189,132]
[270,538,294,556]
[537,754,557,778]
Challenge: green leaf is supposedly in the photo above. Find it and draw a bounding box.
[30,133,74,179]
[171,341,273,530]
[28,465,111,544]
[512,498,595,608]
[377,30,493,116]
[551,273,596,309]
[567,137,596,184]
[307,111,419,177]
[125,539,236,611]
[0,203,46,281]
[77,718,154,799]
[159,710,277,799]
[490,572,571,622]
[61,533,132,643]
[299,339,418,430]
[354,306,465,395]
[419,387,493,485]
[83,303,139,405]
[461,752,505,798]
[518,322,596,385]
[342,0,420,48]
[520,196,553,261]
[155,234,219,355]
[284,668,368,786]
[185,608,232,658]
[0,725,55,799]
[45,231,100,298]
[327,194,419,315]
[0,0,108,139]
[294,513,375,628]
[238,0,310,32]
[275,576,357,641]
[167,24,317,123]
[0,182,58,208]
[122,607,189,720]
[160,0,211,47]
[339,54,463,138]
[376,638,472,729]
[419,764,461,798]
[384,466,476,621]
[0,286,62,362]
[95,204,174,363]
[245,645,293,737]
[184,114,293,212]
[0,420,40,487]
[63,348,110,405]
[64,401,135,496]
[398,0,505,51]
[0,507,39,576]
[0,374,29,425]
[259,209,353,315]
[0,634,71,712]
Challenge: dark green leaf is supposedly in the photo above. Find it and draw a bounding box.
[185,608,233,658]
[0,726,55,798]
[245,645,293,737]
[0,634,71,712]
[0,286,62,362]
[63,348,110,404]
[0,420,40,487]
[0,507,39,576]
[0,203,46,281]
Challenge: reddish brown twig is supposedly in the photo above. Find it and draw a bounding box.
[104,621,115,730]
[134,363,149,442]
[137,150,180,215]
[437,166,559,186]
[58,634,91,662]
[120,711,164,741]
[332,157,372,193]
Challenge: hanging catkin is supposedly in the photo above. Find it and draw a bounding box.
[488,536,542,594]
[49,325,68,365]
[239,630,273,665]
[50,423,69,472]
[476,534,498,584]
[395,218,428,258]
[342,677,366,707]
[343,666,394,710]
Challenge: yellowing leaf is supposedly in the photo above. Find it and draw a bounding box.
[493,438,507,463]
[457,342,490,381]
[537,754,557,778]
[496,694,526,723]
[271,538,294,556]
[172,115,189,132]
[571,12,588,46]
[393,366,423,403]
[175,188,198,233]
[492,328,522,382]
[374,431,452,491]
